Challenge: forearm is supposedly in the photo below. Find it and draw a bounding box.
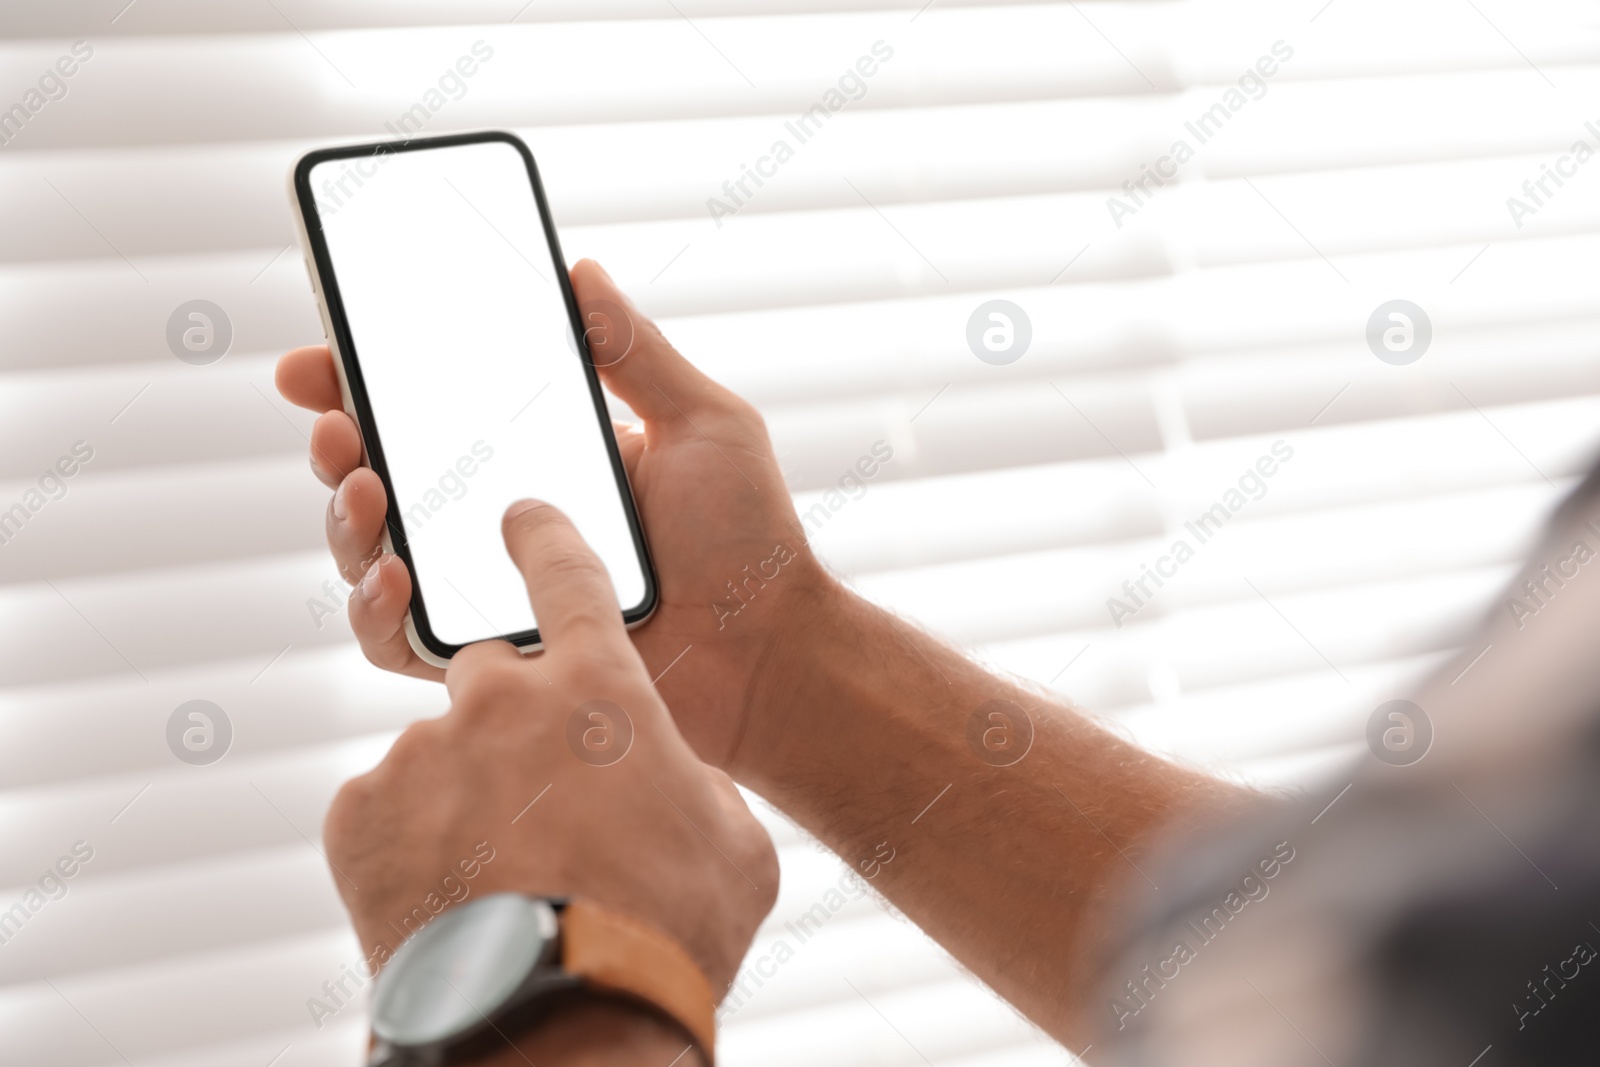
[736,581,1258,1044]
[470,997,705,1067]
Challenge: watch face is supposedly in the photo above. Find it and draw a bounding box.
[372,893,559,1047]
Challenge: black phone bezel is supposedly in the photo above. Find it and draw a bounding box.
[292,129,658,660]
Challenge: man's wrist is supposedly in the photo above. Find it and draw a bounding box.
[733,565,866,786]
[468,994,707,1067]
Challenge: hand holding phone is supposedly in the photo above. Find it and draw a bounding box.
[278,243,830,774]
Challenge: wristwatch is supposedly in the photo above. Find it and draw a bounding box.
[366,893,717,1066]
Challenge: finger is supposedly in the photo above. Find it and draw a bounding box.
[327,467,388,583]
[349,554,445,682]
[705,766,755,819]
[276,345,343,413]
[309,410,362,489]
[501,499,631,655]
[444,636,524,705]
[570,259,732,424]
[611,418,644,477]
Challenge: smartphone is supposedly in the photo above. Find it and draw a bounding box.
[289,130,655,666]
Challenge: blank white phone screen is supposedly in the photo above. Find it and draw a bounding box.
[310,139,647,648]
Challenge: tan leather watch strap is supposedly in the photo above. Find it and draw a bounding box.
[561,899,717,1064]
